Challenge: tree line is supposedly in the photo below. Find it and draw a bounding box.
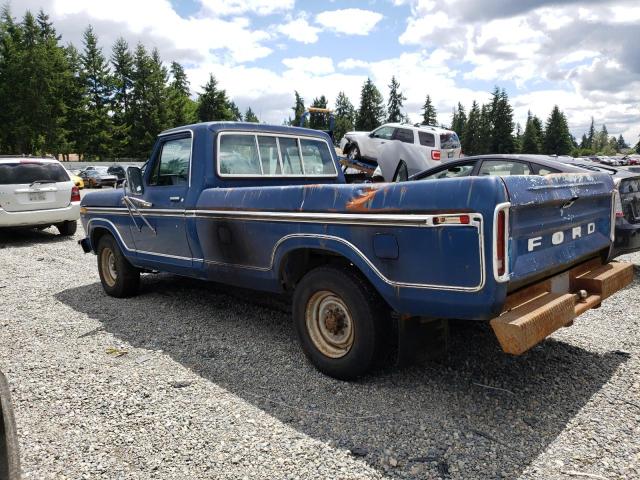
[1,7,638,160]
[0,7,259,160]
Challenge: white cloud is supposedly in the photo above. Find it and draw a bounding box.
[199,0,294,16]
[315,9,383,36]
[282,56,335,75]
[277,17,321,44]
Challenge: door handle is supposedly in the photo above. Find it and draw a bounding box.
[169,196,182,202]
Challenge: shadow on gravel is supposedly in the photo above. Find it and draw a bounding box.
[0,227,70,248]
[56,275,629,479]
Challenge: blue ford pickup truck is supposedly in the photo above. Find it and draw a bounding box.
[79,122,633,379]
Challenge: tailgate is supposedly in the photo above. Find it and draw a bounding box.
[502,173,614,288]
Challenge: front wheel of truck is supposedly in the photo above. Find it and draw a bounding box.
[293,265,386,380]
[97,234,140,298]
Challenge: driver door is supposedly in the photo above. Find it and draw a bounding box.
[128,134,193,261]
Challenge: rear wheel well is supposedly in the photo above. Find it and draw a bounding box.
[279,248,361,292]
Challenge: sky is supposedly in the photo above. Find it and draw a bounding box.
[12,0,640,144]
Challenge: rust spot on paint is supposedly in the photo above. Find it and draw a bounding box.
[346,186,380,212]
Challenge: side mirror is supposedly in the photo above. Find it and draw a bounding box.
[369,132,376,138]
[392,160,409,183]
[125,166,144,195]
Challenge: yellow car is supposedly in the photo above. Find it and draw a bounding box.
[68,171,84,189]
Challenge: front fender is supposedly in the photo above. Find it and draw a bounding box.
[84,217,134,256]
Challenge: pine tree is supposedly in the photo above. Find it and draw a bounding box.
[386,76,406,123]
[580,133,589,150]
[635,135,640,154]
[167,61,196,128]
[477,103,492,154]
[421,95,437,126]
[593,124,609,152]
[586,117,595,149]
[309,95,328,130]
[290,91,306,126]
[543,105,573,155]
[334,91,356,143]
[197,74,233,122]
[244,107,259,123]
[450,102,466,143]
[514,123,522,153]
[110,37,134,157]
[462,101,481,155]
[521,111,543,154]
[60,45,85,160]
[617,134,627,150]
[489,88,515,153]
[228,101,242,121]
[356,78,385,131]
[79,25,114,159]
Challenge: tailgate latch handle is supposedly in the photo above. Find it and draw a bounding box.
[562,196,579,209]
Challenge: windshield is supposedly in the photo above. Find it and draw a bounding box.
[0,161,70,185]
[440,132,460,149]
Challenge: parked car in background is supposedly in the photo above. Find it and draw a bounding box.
[79,169,117,188]
[412,154,640,258]
[0,157,80,235]
[66,170,84,189]
[107,165,137,186]
[340,123,462,181]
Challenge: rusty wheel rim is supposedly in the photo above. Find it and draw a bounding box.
[305,291,354,359]
[100,247,117,288]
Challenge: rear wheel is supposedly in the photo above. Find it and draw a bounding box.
[97,235,140,297]
[293,265,386,380]
[56,220,77,236]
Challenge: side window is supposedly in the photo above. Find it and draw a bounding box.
[418,132,435,147]
[393,128,414,144]
[479,160,532,176]
[149,137,191,186]
[219,134,261,175]
[424,163,475,179]
[299,138,336,175]
[371,126,394,140]
[257,136,281,175]
[533,165,559,175]
[279,137,304,175]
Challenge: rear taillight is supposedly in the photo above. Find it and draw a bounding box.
[431,150,441,161]
[493,203,510,281]
[614,188,624,218]
[71,186,80,202]
[496,210,505,276]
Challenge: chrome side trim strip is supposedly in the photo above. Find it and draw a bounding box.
[86,218,201,262]
[85,213,486,291]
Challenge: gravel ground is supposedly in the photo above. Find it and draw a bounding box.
[0,225,639,480]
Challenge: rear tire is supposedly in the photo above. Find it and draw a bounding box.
[56,220,77,236]
[97,235,140,298]
[292,265,387,380]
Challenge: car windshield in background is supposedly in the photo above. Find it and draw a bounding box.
[440,133,460,149]
[0,161,69,184]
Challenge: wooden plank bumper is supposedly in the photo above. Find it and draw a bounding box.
[491,261,634,355]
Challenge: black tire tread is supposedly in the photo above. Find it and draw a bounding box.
[97,235,140,298]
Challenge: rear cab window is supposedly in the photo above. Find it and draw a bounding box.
[0,161,70,184]
[217,132,337,177]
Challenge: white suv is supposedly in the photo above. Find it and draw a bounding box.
[0,157,80,235]
[340,123,462,181]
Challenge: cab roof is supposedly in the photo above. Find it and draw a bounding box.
[160,121,331,140]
